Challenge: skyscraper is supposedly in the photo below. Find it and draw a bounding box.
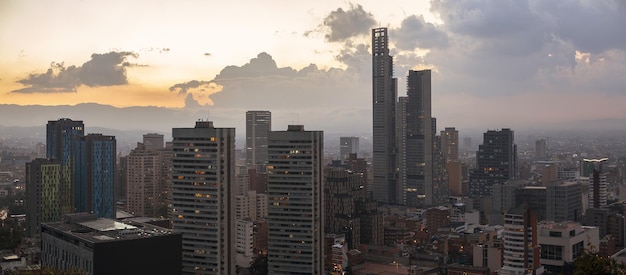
[372,27,399,205]
[267,125,324,274]
[339,137,359,161]
[397,70,448,207]
[74,134,116,218]
[46,118,84,215]
[469,129,517,198]
[403,69,433,207]
[246,110,271,167]
[126,142,161,217]
[171,121,235,274]
[25,158,61,237]
[441,127,459,162]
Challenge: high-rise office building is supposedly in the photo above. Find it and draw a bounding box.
[25,158,62,237]
[339,137,359,161]
[74,134,116,219]
[267,125,324,274]
[441,127,459,162]
[469,129,517,198]
[535,139,547,160]
[246,111,271,167]
[171,121,235,274]
[399,69,448,207]
[372,27,399,205]
[46,118,84,215]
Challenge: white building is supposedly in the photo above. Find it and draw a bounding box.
[537,221,599,273]
[500,205,543,275]
[235,219,255,268]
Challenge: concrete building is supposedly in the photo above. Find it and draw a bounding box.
[142,133,164,150]
[441,127,459,162]
[469,129,517,199]
[535,139,547,160]
[324,168,366,249]
[501,205,543,275]
[46,118,84,215]
[235,219,254,268]
[41,213,181,275]
[25,159,61,237]
[546,181,583,222]
[171,121,235,274]
[126,142,161,217]
[372,27,400,205]
[267,125,324,274]
[74,134,116,219]
[473,239,502,273]
[537,221,599,273]
[246,110,271,167]
[339,137,359,162]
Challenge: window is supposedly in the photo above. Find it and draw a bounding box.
[549,231,562,237]
[541,244,563,261]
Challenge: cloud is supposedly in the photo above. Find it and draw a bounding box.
[169,80,222,106]
[12,51,137,93]
[319,3,376,42]
[391,15,449,50]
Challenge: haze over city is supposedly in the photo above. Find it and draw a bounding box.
[2,0,625,136]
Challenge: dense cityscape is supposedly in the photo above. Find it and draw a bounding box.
[1,18,626,275]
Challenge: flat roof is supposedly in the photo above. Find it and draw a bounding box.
[79,219,137,232]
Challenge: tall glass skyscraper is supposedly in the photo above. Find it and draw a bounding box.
[74,134,116,218]
[171,121,235,274]
[372,27,399,205]
[267,125,324,274]
[46,118,84,215]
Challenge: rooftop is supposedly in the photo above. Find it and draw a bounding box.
[42,213,174,244]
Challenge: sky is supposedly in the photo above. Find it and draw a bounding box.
[1,0,626,136]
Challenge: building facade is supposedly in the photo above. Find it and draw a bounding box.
[246,110,271,167]
[171,121,235,274]
[46,118,84,215]
[25,159,62,237]
[372,27,399,205]
[469,129,517,198]
[74,134,116,219]
[267,125,324,274]
[339,137,359,162]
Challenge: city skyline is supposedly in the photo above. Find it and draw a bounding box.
[2,1,626,135]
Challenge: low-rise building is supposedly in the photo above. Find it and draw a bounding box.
[41,213,181,275]
[537,221,599,273]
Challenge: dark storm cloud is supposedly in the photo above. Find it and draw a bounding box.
[422,0,626,95]
[320,3,376,42]
[12,51,137,93]
[532,0,626,53]
[392,15,449,50]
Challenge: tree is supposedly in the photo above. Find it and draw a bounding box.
[574,249,626,275]
[249,254,268,275]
